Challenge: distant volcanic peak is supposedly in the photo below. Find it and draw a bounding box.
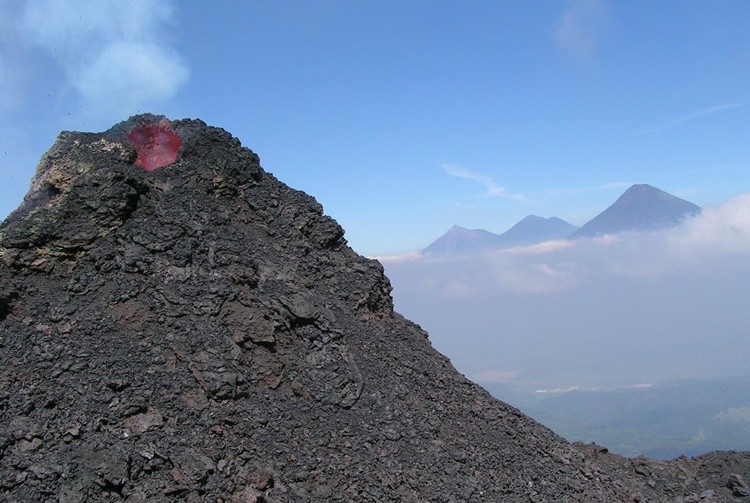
[513,215,570,227]
[618,184,668,203]
[613,184,701,213]
[448,224,477,233]
[572,184,701,238]
[518,215,545,223]
[126,119,181,171]
[422,225,504,255]
[499,215,578,245]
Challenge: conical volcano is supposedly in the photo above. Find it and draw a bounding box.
[573,184,701,238]
[1,116,747,502]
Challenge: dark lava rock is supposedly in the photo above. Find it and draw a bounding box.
[1,115,748,502]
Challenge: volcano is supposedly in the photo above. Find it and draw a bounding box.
[423,217,578,256]
[573,184,701,238]
[1,116,747,502]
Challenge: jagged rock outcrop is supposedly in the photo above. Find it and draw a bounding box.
[0,115,747,502]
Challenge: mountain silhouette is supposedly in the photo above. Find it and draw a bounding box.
[422,225,504,255]
[424,216,577,255]
[0,116,746,502]
[498,215,578,246]
[573,184,700,238]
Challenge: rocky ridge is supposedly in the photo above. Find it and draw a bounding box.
[0,115,748,502]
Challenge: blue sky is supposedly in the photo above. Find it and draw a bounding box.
[2,0,750,255]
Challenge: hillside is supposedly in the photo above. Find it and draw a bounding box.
[0,115,747,502]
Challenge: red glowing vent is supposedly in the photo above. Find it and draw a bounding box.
[126,120,181,171]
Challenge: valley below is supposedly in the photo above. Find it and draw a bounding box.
[383,183,750,461]
[486,375,750,459]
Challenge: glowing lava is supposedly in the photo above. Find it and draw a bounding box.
[126,120,181,171]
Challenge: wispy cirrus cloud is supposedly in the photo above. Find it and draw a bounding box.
[554,0,609,60]
[442,164,526,201]
[641,100,750,134]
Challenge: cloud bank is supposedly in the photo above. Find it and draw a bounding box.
[383,194,750,392]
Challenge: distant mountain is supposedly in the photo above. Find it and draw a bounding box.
[422,225,503,255]
[424,185,699,254]
[424,216,578,255]
[499,215,579,246]
[573,184,700,238]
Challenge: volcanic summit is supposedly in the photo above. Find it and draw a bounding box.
[1,115,748,502]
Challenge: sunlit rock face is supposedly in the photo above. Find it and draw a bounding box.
[0,115,747,502]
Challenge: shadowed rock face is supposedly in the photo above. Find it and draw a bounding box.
[0,115,747,502]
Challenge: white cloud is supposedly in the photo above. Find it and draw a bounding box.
[442,164,525,201]
[641,100,750,133]
[535,386,584,394]
[554,0,608,59]
[665,193,750,258]
[473,369,520,384]
[487,257,580,294]
[370,251,424,263]
[388,194,750,298]
[442,280,476,298]
[481,195,750,289]
[503,239,574,255]
[384,193,750,392]
[20,0,174,55]
[17,0,188,118]
[75,41,188,110]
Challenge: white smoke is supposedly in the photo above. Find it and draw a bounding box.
[18,0,188,117]
[0,0,190,221]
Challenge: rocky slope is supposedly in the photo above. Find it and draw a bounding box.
[0,115,747,502]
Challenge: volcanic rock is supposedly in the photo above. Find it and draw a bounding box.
[1,115,748,502]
